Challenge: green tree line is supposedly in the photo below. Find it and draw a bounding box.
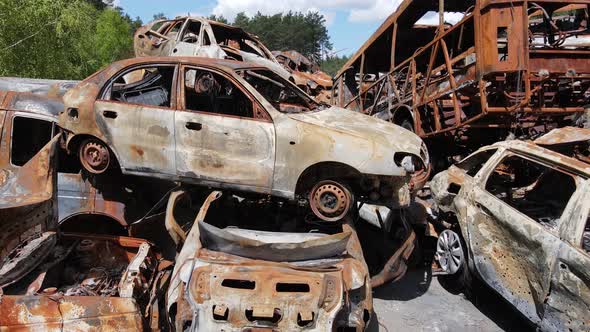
[0,0,141,79]
[0,1,344,80]
[209,12,344,75]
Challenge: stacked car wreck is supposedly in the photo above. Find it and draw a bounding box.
[0,40,427,331]
[1,3,590,331]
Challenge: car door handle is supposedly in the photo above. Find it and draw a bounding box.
[103,110,118,119]
[186,122,202,131]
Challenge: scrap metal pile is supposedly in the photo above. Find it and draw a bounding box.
[332,0,590,168]
[1,1,589,331]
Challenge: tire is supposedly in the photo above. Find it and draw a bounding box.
[436,229,473,297]
[308,180,354,222]
[78,138,111,175]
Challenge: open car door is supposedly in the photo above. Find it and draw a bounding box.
[0,136,59,288]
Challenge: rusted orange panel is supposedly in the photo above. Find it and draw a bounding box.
[0,296,143,331]
[478,4,527,74]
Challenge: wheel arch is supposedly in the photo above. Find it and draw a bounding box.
[392,105,415,129]
[295,161,362,196]
[66,134,121,168]
[59,212,128,236]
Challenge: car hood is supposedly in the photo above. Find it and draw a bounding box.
[288,106,425,161]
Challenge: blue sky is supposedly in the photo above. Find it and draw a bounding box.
[114,0,402,57]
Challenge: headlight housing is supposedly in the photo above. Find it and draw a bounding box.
[394,153,425,174]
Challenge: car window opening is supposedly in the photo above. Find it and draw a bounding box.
[184,68,253,118]
[241,69,321,114]
[485,155,577,230]
[181,21,201,44]
[11,117,53,166]
[457,149,498,177]
[109,66,175,108]
[211,24,266,59]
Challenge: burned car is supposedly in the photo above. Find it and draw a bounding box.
[0,89,174,236]
[272,50,333,102]
[134,17,291,80]
[0,138,170,331]
[431,127,590,331]
[166,190,373,331]
[58,57,429,222]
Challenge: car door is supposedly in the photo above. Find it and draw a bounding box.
[174,65,275,192]
[465,152,577,324]
[541,179,590,332]
[94,64,177,176]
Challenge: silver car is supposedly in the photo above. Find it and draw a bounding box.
[58,57,429,222]
[134,17,291,80]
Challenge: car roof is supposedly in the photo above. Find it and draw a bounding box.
[490,139,590,176]
[109,56,265,73]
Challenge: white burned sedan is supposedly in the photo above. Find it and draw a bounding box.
[59,57,429,221]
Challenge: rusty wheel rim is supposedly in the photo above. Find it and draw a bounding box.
[309,181,351,222]
[80,140,110,174]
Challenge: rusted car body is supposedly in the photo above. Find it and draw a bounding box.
[0,89,167,234]
[58,56,429,222]
[430,127,590,331]
[166,191,374,331]
[333,0,590,160]
[134,17,291,80]
[0,138,168,331]
[272,50,333,102]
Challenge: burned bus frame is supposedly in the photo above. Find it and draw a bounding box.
[333,0,590,162]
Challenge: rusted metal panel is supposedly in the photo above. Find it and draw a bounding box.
[534,126,590,146]
[333,0,590,160]
[168,191,373,331]
[0,296,143,331]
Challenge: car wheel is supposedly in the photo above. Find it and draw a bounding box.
[436,229,473,296]
[309,180,353,222]
[79,138,111,174]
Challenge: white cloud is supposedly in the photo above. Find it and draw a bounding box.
[415,11,465,25]
[348,0,401,22]
[211,0,398,23]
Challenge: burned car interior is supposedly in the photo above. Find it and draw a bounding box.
[242,69,317,113]
[485,155,577,230]
[184,68,253,118]
[109,66,175,108]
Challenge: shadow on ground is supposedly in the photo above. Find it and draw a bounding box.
[371,264,535,332]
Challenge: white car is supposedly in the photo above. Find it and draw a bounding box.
[134,17,291,80]
[58,57,429,222]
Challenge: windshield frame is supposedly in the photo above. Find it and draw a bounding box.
[236,68,323,114]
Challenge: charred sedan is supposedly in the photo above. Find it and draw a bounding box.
[430,127,590,332]
[58,57,429,222]
[167,191,374,331]
[134,17,291,80]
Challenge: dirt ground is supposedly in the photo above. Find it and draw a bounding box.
[370,267,535,332]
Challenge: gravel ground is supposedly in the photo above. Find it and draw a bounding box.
[370,267,535,332]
